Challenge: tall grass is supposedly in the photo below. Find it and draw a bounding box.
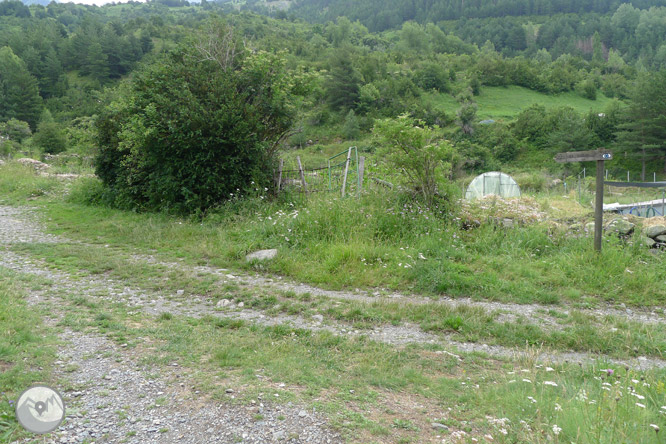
[0,163,62,203]
[51,177,666,307]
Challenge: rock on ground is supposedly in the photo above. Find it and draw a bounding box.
[246,249,278,262]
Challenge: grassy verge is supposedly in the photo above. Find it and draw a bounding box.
[3,151,665,310]
[33,180,665,308]
[10,240,666,360]
[0,269,56,442]
[45,280,666,444]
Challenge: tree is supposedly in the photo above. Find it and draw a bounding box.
[592,31,604,64]
[342,109,360,139]
[456,90,477,135]
[373,115,454,206]
[615,71,666,178]
[546,107,598,153]
[95,24,302,214]
[0,119,31,143]
[413,62,450,92]
[33,110,66,154]
[0,47,43,130]
[325,47,361,111]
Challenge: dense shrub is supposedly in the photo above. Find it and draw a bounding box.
[95,24,303,214]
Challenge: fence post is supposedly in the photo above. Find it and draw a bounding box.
[297,156,308,194]
[578,178,581,202]
[341,147,352,197]
[358,156,365,194]
[277,159,283,192]
[627,171,630,182]
[328,159,331,191]
[583,167,586,179]
[654,172,657,183]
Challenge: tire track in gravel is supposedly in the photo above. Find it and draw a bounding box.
[135,254,666,330]
[2,205,665,372]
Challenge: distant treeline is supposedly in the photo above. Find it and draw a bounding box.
[256,0,666,31]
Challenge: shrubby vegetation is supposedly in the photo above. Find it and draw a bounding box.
[0,0,664,211]
[95,23,307,214]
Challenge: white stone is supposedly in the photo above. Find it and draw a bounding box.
[245,249,278,262]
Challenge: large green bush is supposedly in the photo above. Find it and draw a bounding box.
[95,24,303,214]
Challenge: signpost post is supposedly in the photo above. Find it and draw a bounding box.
[554,149,612,252]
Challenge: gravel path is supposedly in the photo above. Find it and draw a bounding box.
[140,256,666,329]
[2,206,342,444]
[0,200,666,443]
[44,330,340,444]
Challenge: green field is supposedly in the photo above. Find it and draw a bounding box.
[425,85,617,121]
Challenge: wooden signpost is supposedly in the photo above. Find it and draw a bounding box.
[554,149,613,252]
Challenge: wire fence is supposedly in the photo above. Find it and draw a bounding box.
[276,147,364,197]
[566,168,666,217]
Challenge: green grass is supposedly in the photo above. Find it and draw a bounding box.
[0,269,56,442]
[11,240,666,360]
[2,161,664,308]
[1,164,666,443]
[38,184,666,308]
[42,281,666,444]
[0,163,63,204]
[425,85,616,121]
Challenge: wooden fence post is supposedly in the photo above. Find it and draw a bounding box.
[297,156,308,194]
[341,147,352,197]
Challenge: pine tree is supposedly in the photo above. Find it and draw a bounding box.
[0,47,43,130]
[325,48,361,110]
[615,71,666,179]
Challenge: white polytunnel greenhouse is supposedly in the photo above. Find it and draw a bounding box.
[464,171,521,200]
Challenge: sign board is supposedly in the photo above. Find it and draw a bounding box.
[554,148,613,252]
[554,150,613,163]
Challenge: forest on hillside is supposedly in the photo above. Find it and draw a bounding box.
[1,0,666,212]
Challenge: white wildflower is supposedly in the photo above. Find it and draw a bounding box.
[552,424,562,436]
[636,403,646,408]
[544,381,558,387]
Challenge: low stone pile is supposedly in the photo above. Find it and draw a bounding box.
[643,224,666,248]
[16,157,50,171]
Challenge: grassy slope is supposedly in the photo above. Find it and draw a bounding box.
[425,86,616,121]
